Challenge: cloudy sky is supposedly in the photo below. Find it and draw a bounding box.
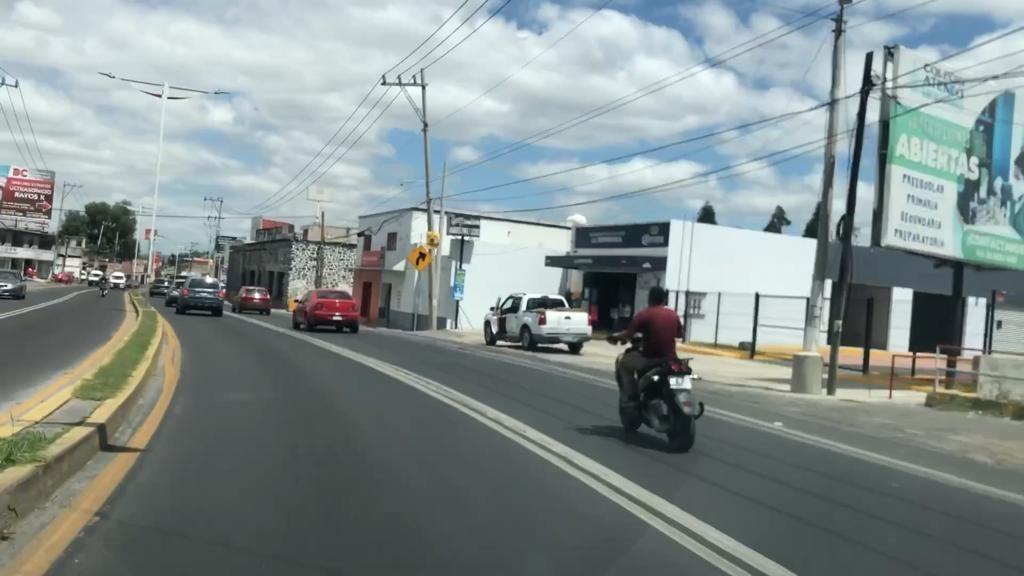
[0,0,1022,254]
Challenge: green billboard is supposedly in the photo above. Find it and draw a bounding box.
[881,46,1024,270]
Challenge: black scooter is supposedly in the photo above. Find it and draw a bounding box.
[609,334,704,453]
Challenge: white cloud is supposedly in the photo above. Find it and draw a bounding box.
[0,0,1019,250]
[449,145,481,163]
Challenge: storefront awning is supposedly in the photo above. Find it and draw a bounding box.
[545,254,666,273]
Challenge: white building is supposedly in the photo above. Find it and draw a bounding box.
[546,220,1022,354]
[353,208,571,331]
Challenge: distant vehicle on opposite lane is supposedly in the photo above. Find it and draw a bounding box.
[176,277,225,316]
[109,272,127,289]
[484,293,592,354]
[87,269,105,286]
[231,286,272,315]
[291,289,359,332]
[164,279,186,307]
[78,269,88,282]
[149,278,171,297]
[0,270,27,299]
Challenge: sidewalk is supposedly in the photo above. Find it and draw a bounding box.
[424,330,927,405]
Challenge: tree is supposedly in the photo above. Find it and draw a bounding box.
[803,201,821,238]
[59,200,137,261]
[763,205,792,234]
[696,201,718,225]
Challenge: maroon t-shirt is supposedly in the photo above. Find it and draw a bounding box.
[624,306,682,359]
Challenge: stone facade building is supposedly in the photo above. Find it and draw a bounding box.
[226,237,358,309]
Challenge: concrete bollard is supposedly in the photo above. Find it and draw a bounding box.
[791,352,823,394]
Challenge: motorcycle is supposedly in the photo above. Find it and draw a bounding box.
[609,334,704,453]
[99,284,109,298]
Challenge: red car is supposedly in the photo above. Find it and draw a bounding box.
[231,286,272,315]
[52,271,75,284]
[291,289,359,333]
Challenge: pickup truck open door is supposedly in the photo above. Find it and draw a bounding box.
[496,295,521,338]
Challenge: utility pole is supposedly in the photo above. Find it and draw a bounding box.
[435,160,447,329]
[826,51,875,395]
[55,182,81,240]
[204,195,224,277]
[382,69,435,329]
[112,228,120,262]
[96,220,112,266]
[187,241,197,273]
[316,210,326,289]
[792,0,850,394]
[132,205,150,284]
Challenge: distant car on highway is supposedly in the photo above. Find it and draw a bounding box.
[87,269,104,286]
[291,289,359,332]
[149,278,171,297]
[0,270,27,299]
[176,277,225,316]
[231,286,272,315]
[109,272,127,290]
[164,279,186,307]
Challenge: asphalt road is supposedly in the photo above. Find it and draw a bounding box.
[49,302,1024,575]
[0,285,124,411]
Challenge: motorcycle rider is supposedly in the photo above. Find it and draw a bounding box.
[608,286,682,409]
[97,273,110,295]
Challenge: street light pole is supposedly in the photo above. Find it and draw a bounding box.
[98,73,229,284]
[146,82,168,285]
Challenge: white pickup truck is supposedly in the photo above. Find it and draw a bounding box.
[483,293,592,354]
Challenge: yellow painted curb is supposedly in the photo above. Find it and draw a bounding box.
[0,292,137,438]
[4,315,182,576]
[0,296,165,538]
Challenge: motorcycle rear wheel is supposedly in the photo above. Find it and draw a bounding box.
[665,404,696,453]
[618,404,641,433]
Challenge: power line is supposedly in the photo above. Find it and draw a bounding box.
[847,0,936,29]
[2,86,38,168]
[398,0,495,77]
[443,0,838,177]
[421,0,515,71]
[384,0,472,77]
[436,0,613,126]
[0,81,30,167]
[260,90,402,212]
[445,101,830,199]
[247,0,478,214]
[472,73,1023,216]
[8,81,47,169]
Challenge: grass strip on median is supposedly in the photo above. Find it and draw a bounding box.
[72,304,157,402]
[0,430,59,470]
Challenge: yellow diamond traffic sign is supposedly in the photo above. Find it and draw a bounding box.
[407,244,432,272]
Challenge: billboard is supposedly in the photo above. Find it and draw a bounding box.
[880,46,1024,270]
[0,165,56,221]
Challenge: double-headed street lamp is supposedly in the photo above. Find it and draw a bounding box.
[98,72,229,284]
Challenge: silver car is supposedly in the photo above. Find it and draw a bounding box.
[164,279,186,307]
[0,270,27,299]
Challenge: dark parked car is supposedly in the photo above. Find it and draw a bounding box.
[149,278,171,297]
[164,279,186,307]
[0,270,27,299]
[231,286,272,315]
[176,277,225,316]
[291,289,359,332]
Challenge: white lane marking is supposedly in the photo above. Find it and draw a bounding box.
[0,289,90,320]
[230,313,795,576]
[382,332,1024,510]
